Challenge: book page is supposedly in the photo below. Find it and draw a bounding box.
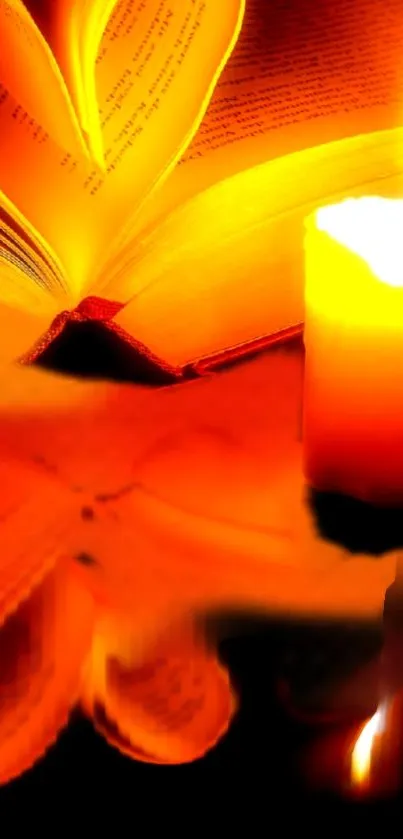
[0,0,87,159]
[0,299,54,363]
[113,129,403,364]
[0,208,61,349]
[88,0,244,281]
[0,0,244,295]
[25,0,118,166]
[133,0,403,233]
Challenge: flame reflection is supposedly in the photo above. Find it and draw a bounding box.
[351,704,386,787]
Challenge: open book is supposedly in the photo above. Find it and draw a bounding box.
[1,0,403,375]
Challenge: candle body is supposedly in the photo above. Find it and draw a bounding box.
[304,198,403,506]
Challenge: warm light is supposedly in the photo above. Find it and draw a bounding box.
[351,705,386,787]
[316,197,403,288]
[304,196,403,505]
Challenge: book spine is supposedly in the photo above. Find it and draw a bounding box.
[189,323,304,375]
[19,296,303,381]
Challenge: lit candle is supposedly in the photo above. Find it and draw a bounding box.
[303,196,403,506]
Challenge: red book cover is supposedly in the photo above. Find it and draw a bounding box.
[20,294,303,384]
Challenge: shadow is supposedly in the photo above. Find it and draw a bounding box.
[307,487,403,556]
[35,320,193,385]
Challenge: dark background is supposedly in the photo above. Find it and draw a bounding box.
[0,609,392,816]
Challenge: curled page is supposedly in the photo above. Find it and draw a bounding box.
[0,0,87,158]
[82,616,235,764]
[0,0,246,292]
[0,561,94,785]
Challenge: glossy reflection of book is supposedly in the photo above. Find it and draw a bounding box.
[0,305,399,787]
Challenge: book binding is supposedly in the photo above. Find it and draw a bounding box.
[20,295,303,384]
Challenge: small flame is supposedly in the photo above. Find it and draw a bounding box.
[351,705,386,787]
[316,197,403,288]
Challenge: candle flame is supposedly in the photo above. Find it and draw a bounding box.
[316,197,403,288]
[351,705,386,787]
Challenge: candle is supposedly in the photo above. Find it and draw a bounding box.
[303,196,403,506]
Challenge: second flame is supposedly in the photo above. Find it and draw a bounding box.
[351,705,386,788]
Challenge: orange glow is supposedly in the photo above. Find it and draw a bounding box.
[0,346,396,784]
[0,0,246,293]
[351,706,386,788]
[0,0,87,160]
[304,196,403,506]
[81,616,236,765]
[316,198,403,290]
[3,0,403,788]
